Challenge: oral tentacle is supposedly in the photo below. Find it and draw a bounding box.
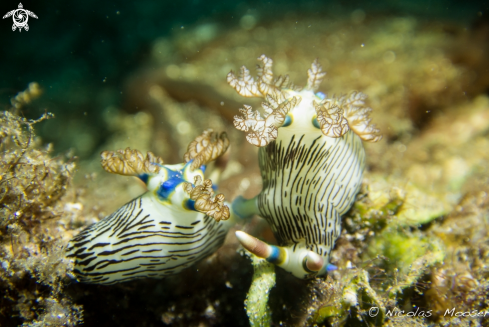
[235,230,331,278]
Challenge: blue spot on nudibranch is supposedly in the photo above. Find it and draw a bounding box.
[185,199,196,211]
[157,168,185,200]
[326,263,337,271]
[138,173,149,184]
[282,114,293,127]
[315,92,326,100]
[312,117,321,129]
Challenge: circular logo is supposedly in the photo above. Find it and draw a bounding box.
[369,307,380,317]
[14,10,28,27]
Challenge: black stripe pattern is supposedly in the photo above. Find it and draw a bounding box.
[257,130,365,263]
[66,193,230,284]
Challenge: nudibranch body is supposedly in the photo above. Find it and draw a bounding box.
[228,55,381,278]
[66,131,234,284]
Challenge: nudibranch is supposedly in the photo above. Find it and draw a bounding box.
[228,55,381,278]
[66,130,235,284]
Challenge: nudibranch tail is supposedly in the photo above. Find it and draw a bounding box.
[235,231,328,278]
[183,175,230,222]
[183,129,230,170]
[231,195,259,219]
[101,147,164,176]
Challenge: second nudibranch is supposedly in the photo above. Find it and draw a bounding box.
[66,130,236,284]
[228,55,381,278]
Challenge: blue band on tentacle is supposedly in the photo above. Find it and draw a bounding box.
[266,245,281,264]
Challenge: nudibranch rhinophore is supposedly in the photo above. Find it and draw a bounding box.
[66,130,235,284]
[228,55,381,279]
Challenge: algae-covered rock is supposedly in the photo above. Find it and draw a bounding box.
[357,174,450,228]
[0,85,82,327]
[244,254,276,327]
[367,228,445,275]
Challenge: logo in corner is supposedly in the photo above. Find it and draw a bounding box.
[3,3,38,32]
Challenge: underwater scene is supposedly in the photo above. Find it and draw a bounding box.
[1,0,489,326]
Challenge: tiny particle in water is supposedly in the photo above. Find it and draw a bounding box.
[176,121,190,135]
[351,9,366,24]
[383,51,396,64]
[240,14,256,30]
[397,143,407,152]
[220,101,224,106]
[361,43,365,47]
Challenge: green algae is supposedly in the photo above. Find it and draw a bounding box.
[244,254,276,327]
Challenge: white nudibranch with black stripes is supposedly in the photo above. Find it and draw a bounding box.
[66,130,235,284]
[228,55,381,278]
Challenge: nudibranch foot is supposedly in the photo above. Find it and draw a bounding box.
[235,231,330,279]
